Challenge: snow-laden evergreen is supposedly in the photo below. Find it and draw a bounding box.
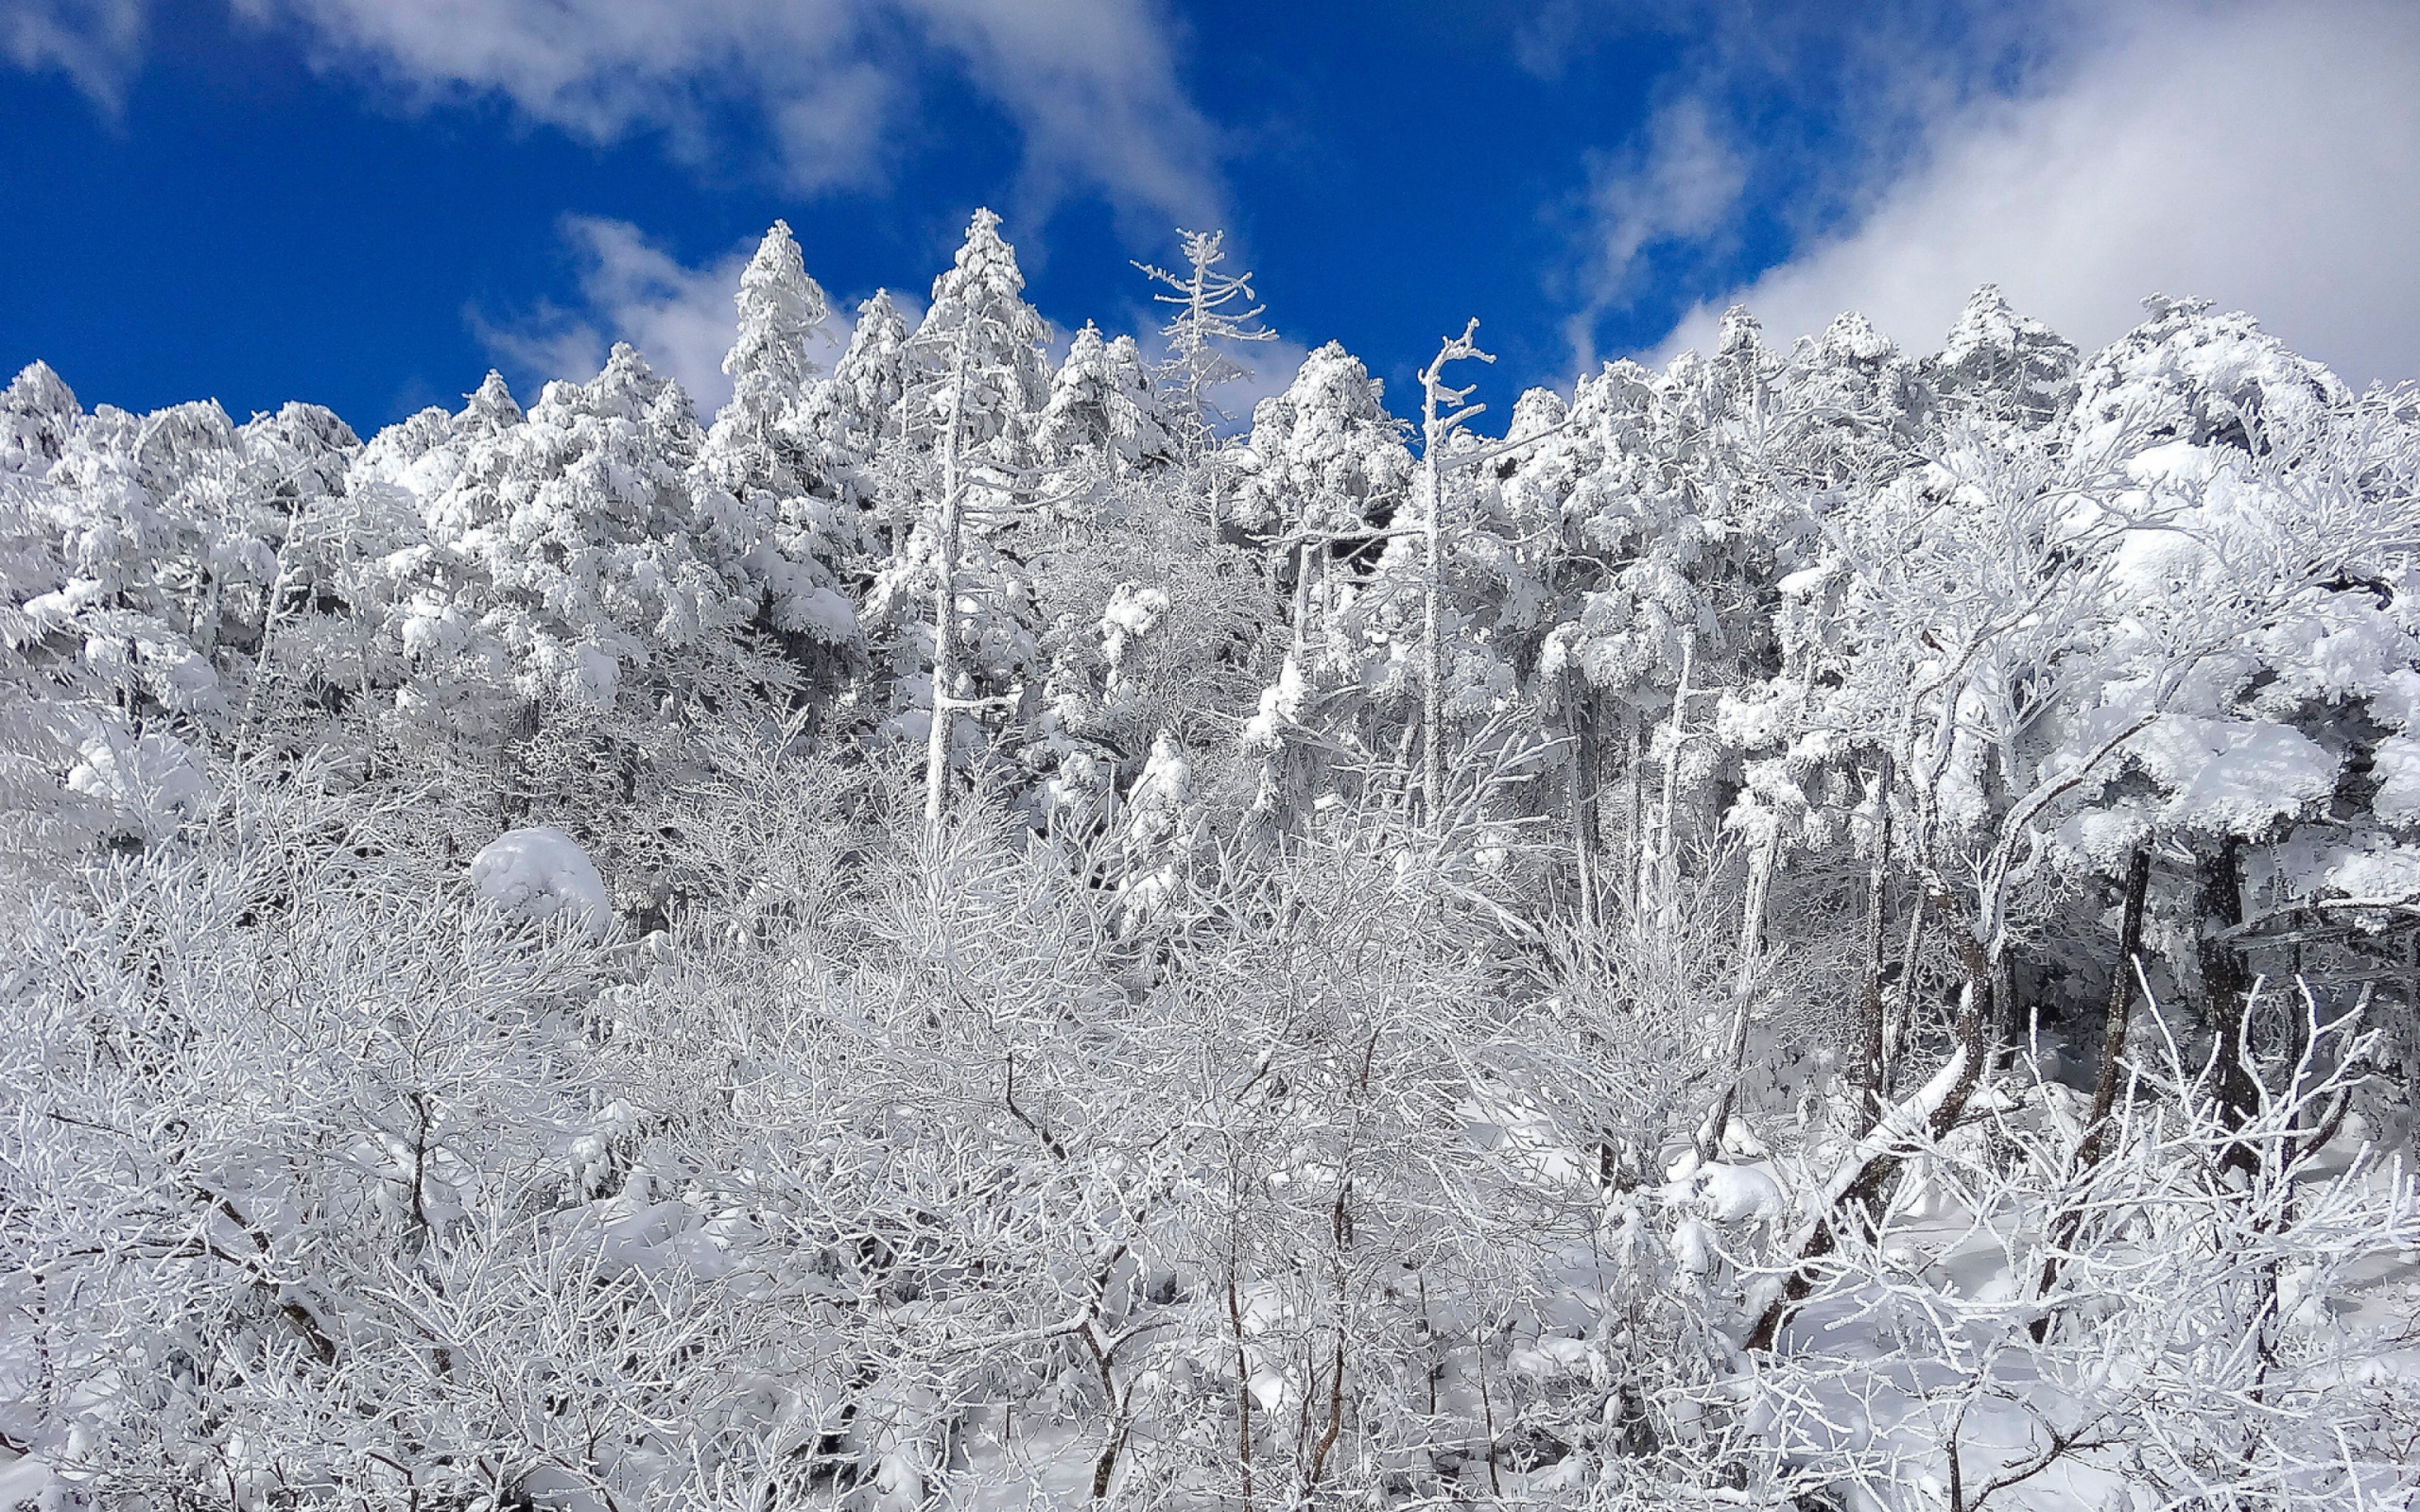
[3,214,2419,1512]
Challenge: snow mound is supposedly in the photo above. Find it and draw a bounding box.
[1670,1162,1787,1225]
[470,826,610,936]
[2130,714,2336,833]
[2371,736,2420,823]
[1508,1336,1595,1381]
[1100,581,1171,666]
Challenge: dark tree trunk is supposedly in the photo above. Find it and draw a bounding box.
[2198,834,2259,1174]
[1745,892,1991,1352]
[1622,706,1646,931]
[1995,948,2025,1067]
[2086,849,2154,1153]
[1564,666,1600,933]
[2030,847,2152,1341]
[1853,753,1893,1138]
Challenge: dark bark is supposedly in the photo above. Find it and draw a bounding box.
[1227,1271,1253,1512]
[2084,850,2154,1157]
[1564,666,1600,934]
[1623,707,1645,928]
[1745,894,1992,1352]
[1700,830,1778,1162]
[1994,948,2024,1068]
[1853,754,1894,1138]
[2030,847,2151,1341]
[2198,834,2260,1175]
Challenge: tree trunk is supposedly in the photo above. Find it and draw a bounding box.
[2030,846,2152,1340]
[1227,1268,1253,1512]
[1946,920,1996,1116]
[1651,644,1694,938]
[1994,948,2020,1065]
[1886,897,1927,1102]
[1290,540,1314,662]
[1853,753,1895,1138]
[1700,826,1780,1162]
[1421,449,1445,827]
[2198,833,2259,1173]
[1565,666,1599,934]
[1624,706,1646,936]
[2087,849,2154,1153]
[922,323,974,840]
[1744,891,1991,1352]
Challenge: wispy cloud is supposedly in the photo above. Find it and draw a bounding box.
[1547,0,2091,373]
[475,217,961,418]
[3,0,145,112]
[908,0,1221,230]
[472,217,759,413]
[1645,0,2420,387]
[18,0,1223,224]
[1560,96,1747,372]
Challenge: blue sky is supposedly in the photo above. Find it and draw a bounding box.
[5,0,2417,436]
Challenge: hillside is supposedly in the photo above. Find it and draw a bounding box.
[3,212,2417,1511]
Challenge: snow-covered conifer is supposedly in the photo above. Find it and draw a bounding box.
[868,209,1055,831]
[1034,321,1176,478]
[1,359,80,476]
[1924,283,2079,427]
[719,220,829,425]
[693,223,858,660]
[1132,227,1278,456]
[800,287,911,510]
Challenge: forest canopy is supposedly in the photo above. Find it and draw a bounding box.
[2,212,2417,1511]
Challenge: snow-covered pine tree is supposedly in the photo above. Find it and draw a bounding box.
[1,359,80,477]
[1230,341,1411,831]
[800,287,911,524]
[1132,228,1277,461]
[1925,283,2081,429]
[714,219,829,465]
[1033,321,1177,484]
[695,220,860,685]
[1414,319,1495,823]
[863,208,1054,833]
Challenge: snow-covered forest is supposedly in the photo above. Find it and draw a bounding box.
[4,209,2418,1511]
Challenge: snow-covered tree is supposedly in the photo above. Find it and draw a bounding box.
[1033,321,1176,481]
[1,359,80,477]
[1132,227,1278,459]
[694,222,860,670]
[799,286,911,519]
[8,208,2420,1512]
[862,207,1055,833]
[1924,283,2079,428]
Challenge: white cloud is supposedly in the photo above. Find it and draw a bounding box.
[1644,0,2420,387]
[1171,331,1309,437]
[20,0,1221,222]
[474,217,932,419]
[1563,96,1748,371]
[474,218,749,415]
[3,0,144,111]
[365,0,1220,220]
[908,0,1220,229]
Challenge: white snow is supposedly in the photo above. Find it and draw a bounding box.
[2127,713,2337,833]
[65,724,213,839]
[469,825,611,936]
[1673,1161,1786,1225]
